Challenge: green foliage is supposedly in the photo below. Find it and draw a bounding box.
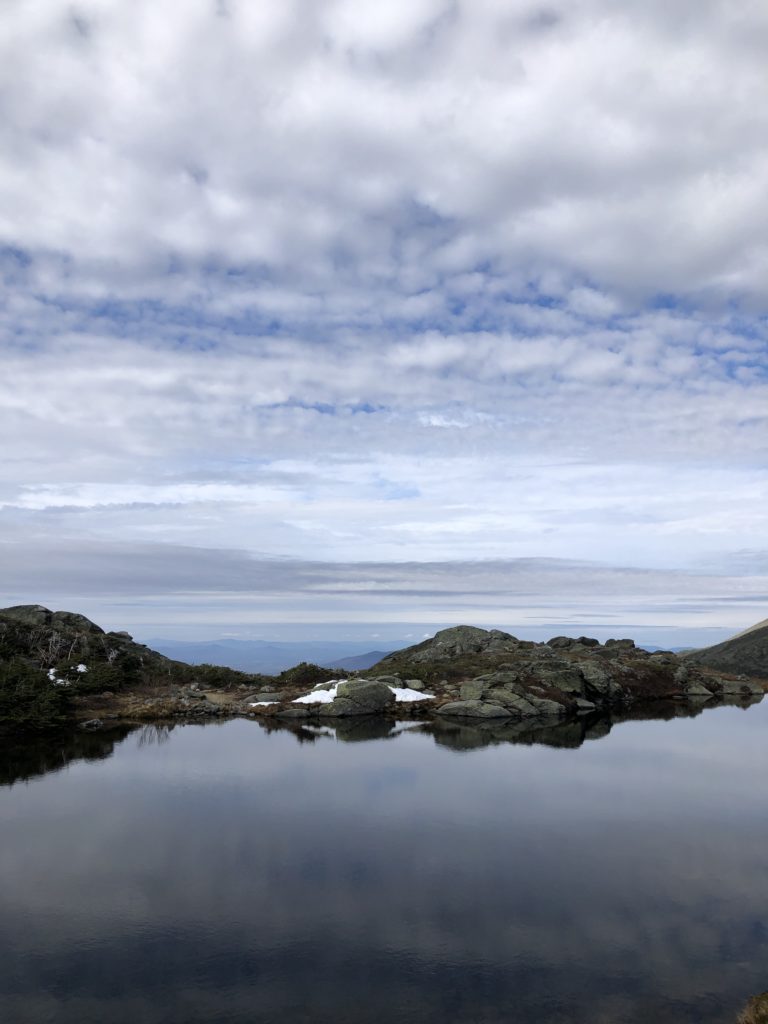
[69,662,125,694]
[277,662,340,688]
[0,659,72,732]
[187,662,262,688]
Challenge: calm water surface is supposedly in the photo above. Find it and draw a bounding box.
[1,702,767,1023]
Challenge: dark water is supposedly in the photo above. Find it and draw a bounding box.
[1,702,767,1024]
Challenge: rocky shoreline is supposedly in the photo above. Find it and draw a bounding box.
[72,625,765,731]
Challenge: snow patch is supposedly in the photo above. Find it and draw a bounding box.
[293,683,434,705]
[391,686,434,703]
[293,685,339,704]
[249,701,278,707]
[76,663,88,673]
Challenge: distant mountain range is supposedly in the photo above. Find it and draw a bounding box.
[146,638,393,674]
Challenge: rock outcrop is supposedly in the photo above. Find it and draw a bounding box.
[319,679,396,717]
[362,625,764,719]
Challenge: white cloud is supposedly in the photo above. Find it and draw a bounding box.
[0,1,766,632]
[1,0,768,297]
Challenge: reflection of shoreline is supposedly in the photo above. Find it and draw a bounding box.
[256,695,763,751]
[1,723,141,788]
[2,696,763,786]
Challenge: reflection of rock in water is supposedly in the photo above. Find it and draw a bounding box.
[417,697,763,753]
[328,717,399,743]
[427,716,600,752]
[254,695,765,752]
[0,725,137,788]
[738,992,768,1023]
[259,716,401,744]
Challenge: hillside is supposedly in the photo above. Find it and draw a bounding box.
[357,625,764,717]
[685,618,768,679]
[0,605,269,731]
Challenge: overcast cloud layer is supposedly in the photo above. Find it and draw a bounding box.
[1,0,766,640]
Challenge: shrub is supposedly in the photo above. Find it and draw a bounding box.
[277,662,340,688]
[0,658,72,731]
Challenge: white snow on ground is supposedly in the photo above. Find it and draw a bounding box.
[390,687,434,702]
[249,701,278,707]
[293,685,339,704]
[293,684,434,704]
[47,668,57,680]
[76,664,87,672]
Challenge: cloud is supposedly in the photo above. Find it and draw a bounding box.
[2,0,768,300]
[0,1,766,633]
[0,535,766,638]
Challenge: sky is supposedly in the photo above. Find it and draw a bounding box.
[0,0,766,645]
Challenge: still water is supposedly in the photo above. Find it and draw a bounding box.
[1,702,767,1024]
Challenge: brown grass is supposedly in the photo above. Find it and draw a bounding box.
[738,992,768,1024]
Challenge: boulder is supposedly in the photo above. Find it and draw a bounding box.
[459,679,487,701]
[537,667,585,694]
[684,682,714,699]
[578,661,623,700]
[547,636,574,649]
[526,695,568,715]
[320,680,397,717]
[434,700,512,719]
[575,698,597,711]
[318,698,365,717]
[486,687,539,716]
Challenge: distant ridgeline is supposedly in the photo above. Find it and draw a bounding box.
[0,605,269,732]
[1,605,766,733]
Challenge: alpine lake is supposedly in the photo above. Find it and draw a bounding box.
[2,697,767,1024]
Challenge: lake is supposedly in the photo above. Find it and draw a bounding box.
[1,701,767,1023]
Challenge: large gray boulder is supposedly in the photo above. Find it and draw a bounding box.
[485,687,540,716]
[578,660,623,699]
[683,681,714,699]
[526,695,569,715]
[536,667,585,695]
[459,679,486,701]
[435,700,512,719]
[320,680,396,717]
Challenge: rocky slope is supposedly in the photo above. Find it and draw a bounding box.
[352,625,764,719]
[684,618,768,679]
[252,625,764,724]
